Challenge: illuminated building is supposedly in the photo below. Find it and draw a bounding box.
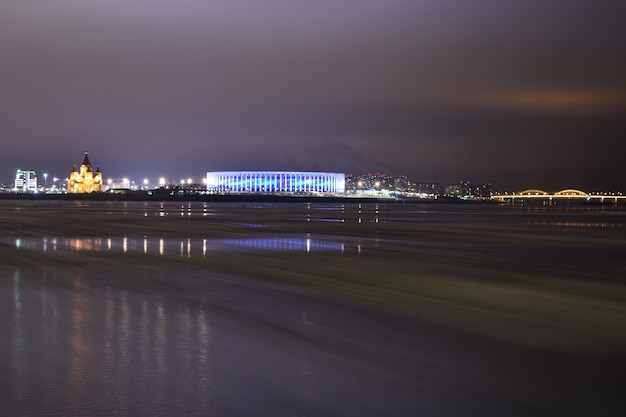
[346,173,415,196]
[206,171,345,193]
[14,169,38,193]
[68,151,103,193]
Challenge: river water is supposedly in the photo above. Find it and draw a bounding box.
[1,201,625,416]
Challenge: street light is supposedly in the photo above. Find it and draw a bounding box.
[43,173,48,192]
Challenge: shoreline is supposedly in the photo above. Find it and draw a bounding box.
[1,191,619,206]
[0,191,503,205]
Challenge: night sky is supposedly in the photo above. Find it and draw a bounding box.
[2,1,625,191]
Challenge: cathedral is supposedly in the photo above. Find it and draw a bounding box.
[68,151,103,193]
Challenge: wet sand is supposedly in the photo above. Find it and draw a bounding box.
[1,201,625,416]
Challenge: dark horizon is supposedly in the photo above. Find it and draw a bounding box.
[3,157,625,194]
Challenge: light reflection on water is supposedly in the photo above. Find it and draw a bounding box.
[10,236,347,256]
[5,269,219,416]
[530,221,622,228]
[3,265,421,417]
[2,202,626,416]
[60,201,396,223]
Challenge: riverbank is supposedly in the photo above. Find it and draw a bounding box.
[0,190,499,204]
[1,201,625,416]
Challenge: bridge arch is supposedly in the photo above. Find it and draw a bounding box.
[517,189,549,196]
[554,189,589,197]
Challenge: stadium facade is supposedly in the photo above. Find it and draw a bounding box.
[206,171,345,194]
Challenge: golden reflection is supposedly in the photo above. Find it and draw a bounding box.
[12,235,348,256]
[69,238,93,251]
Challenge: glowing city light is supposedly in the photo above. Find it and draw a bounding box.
[205,171,345,193]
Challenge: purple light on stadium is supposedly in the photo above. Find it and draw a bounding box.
[206,171,345,194]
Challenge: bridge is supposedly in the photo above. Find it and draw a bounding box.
[491,189,626,203]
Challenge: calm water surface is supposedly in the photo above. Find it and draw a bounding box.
[1,201,625,416]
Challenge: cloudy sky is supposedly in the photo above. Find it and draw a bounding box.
[1,0,625,191]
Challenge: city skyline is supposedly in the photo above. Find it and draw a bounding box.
[4,159,625,194]
[1,1,625,191]
[4,162,624,196]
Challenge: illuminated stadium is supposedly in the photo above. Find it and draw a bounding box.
[206,171,345,194]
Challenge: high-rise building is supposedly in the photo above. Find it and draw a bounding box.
[478,183,493,199]
[14,169,37,192]
[68,151,103,193]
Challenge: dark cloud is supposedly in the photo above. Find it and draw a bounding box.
[1,0,625,191]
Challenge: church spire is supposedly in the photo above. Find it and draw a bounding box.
[69,151,102,193]
[82,151,91,167]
